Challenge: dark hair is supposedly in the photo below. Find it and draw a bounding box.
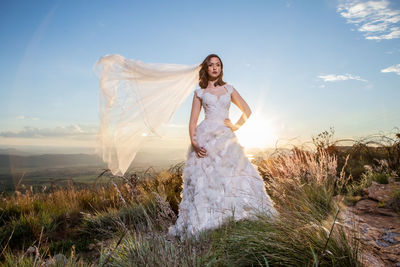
[199,54,226,89]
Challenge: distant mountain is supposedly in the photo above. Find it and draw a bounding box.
[0,148,187,172]
[0,148,33,156]
[0,154,105,169]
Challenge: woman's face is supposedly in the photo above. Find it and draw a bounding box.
[207,57,222,80]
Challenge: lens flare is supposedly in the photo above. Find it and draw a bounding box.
[235,114,278,149]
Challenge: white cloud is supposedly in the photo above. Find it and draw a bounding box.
[15,115,40,121]
[337,0,400,40]
[381,63,400,75]
[0,124,97,138]
[318,73,368,82]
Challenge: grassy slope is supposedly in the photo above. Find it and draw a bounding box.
[0,148,366,266]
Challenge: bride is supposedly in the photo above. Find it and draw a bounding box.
[167,54,277,239]
[94,53,277,240]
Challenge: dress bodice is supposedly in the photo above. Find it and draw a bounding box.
[194,84,234,122]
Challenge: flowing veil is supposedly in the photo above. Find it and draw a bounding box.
[94,54,201,176]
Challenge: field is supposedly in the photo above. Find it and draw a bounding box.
[0,129,399,266]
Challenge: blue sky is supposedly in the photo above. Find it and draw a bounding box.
[0,0,399,154]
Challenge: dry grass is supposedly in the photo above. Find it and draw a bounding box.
[99,148,362,266]
[0,144,365,266]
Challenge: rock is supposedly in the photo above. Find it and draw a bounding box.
[382,231,400,244]
[375,240,390,247]
[381,244,400,264]
[376,208,398,217]
[355,199,378,214]
[368,182,395,203]
[341,198,400,267]
[353,199,399,228]
[41,259,55,267]
[362,251,386,267]
[367,179,400,211]
[25,246,37,255]
[42,254,68,267]
[54,254,67,263]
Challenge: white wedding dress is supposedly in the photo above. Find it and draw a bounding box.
[168,84,277,240]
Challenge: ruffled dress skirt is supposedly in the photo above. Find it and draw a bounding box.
[168,118,277,240]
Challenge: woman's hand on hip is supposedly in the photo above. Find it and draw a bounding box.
[192,142,207,158]
[224,118,239,131]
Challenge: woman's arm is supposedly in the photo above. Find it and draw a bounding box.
[189,92,207,157]
[224,88,252,131]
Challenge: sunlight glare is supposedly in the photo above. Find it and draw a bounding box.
[235,115,278,149]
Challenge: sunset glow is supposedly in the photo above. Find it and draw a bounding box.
[1,0,399,156]
[235,115,278,149]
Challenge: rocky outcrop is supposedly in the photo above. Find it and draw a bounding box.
[342,179,400,267]
[367,180,399,203]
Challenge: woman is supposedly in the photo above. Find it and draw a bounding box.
[94,53,277,240]
[167,54,277,240]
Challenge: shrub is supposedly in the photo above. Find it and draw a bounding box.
[389,189,400,213]
[371,172,389,184]
[345,168,390,198]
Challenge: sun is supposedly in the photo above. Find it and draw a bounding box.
[235,115,278,149]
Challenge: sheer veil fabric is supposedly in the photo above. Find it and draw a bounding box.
[94,54,201,176]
